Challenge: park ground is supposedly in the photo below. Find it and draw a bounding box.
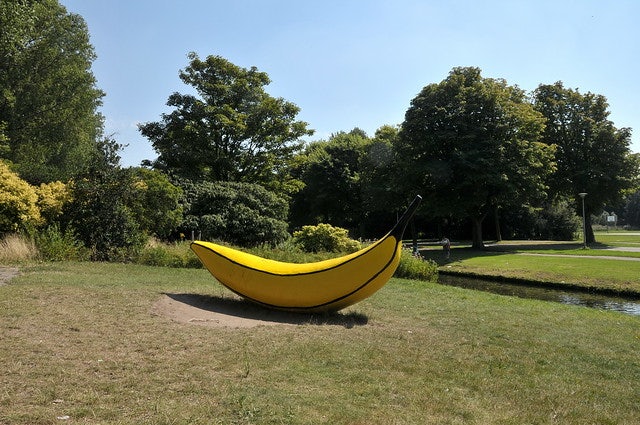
[0,231,638,424]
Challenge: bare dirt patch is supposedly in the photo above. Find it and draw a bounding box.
[152,293,368,329]
[0,266,19,286]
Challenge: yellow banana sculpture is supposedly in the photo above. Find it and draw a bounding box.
[191,195,422,312]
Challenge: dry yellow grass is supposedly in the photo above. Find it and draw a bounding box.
[0,233,37,262]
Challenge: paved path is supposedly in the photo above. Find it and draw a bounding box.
[516,253,640,261]
[0,266,19,285]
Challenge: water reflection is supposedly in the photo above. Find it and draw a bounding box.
[439,274,640,316]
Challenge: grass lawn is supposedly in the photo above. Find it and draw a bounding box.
[594,231,640,246]
[1,261,639,424]
[434,251,640,295]
[417,232,640,296]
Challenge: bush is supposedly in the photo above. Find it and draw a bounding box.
[64,170,148,261]
[292,223,361,253]
[395,249,439,281]
[180,180,290,247]
[35,181,72,224]
[248,239,339,263]
[0,161,41,233]
[33,224,88,261]
[136,241,202,268]
[535,200,581,240]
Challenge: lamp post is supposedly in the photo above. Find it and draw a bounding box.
[578,192,587,249]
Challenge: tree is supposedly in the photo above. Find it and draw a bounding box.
[63,138,146,261]
[0,0,104,184]
[360,125,405,234]
[397,67,555,248]
[624,190,640,228]
[533,82,635,243]
[128,168,183,239]
[139,53,313,193]
[289,129,369,233]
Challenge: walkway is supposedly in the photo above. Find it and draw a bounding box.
[516,252,640,262]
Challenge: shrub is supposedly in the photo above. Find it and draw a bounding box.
[180,180,290,247]
[64,171,148,261]
[292,223,361,253]
[248,239,338,263]
[128,168,183,239]
[394,249,439,281]
[33,224,88,261]
[35,181,72,224]
[0,161,41,233]
[536,199,581,240]
[136,241,202,268]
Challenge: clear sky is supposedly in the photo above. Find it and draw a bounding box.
[59,0,640,167]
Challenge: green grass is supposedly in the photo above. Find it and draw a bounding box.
[433,250,640,294]
[415,233,640,296]
[1,261,639,424]
[593,231,640,246]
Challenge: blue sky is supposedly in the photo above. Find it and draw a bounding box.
[60,0,640,167]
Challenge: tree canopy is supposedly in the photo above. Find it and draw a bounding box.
[533,82,635,243]
[289,129,370,233]
[139,53,313,193]
[397,67,555,248]
[0,0,104,183]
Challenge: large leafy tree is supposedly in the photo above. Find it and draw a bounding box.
[360,125,405,233]
[397,67,555,248]
[139,53,313,193]
[289,129,369,233]
[63,139,183,259]
[0,0,104,184]
[533,82,635,243]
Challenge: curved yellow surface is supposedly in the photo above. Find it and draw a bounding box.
[190,236,401,312]
[190,195,422,312]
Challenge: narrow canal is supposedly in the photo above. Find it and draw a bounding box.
[439,273,640,316]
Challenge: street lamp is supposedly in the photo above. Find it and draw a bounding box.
[578,192,587,249]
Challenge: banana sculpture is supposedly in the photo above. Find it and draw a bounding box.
[191,195,422,312]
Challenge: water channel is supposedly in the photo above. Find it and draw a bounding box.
[438,273,640,316]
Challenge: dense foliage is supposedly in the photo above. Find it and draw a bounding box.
[533,82,635,243]
[2,1,638,260]
[397,67,556,248]
[180,180,290,247]
[62,139,183,260]
[139,53,313,194]
[292,223,361,253]
[0,161,41,232]
[0,0,104,183]
[290,130,368,231]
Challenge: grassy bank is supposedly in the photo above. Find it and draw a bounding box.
[418,233,640,296]
[1,262,639,424]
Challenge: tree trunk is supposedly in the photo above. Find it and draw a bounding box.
[494,206,502,242]
[471,215,485,249]
[586,223,595,244]
[582,205,596,244]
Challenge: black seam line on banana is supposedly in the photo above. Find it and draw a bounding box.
[195,235,392,277]
[214,241,399,311]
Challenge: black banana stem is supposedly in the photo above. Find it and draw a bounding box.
[389,195,422,241]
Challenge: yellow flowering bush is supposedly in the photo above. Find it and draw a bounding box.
[0,161,42,232]
[36,180,72,222]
